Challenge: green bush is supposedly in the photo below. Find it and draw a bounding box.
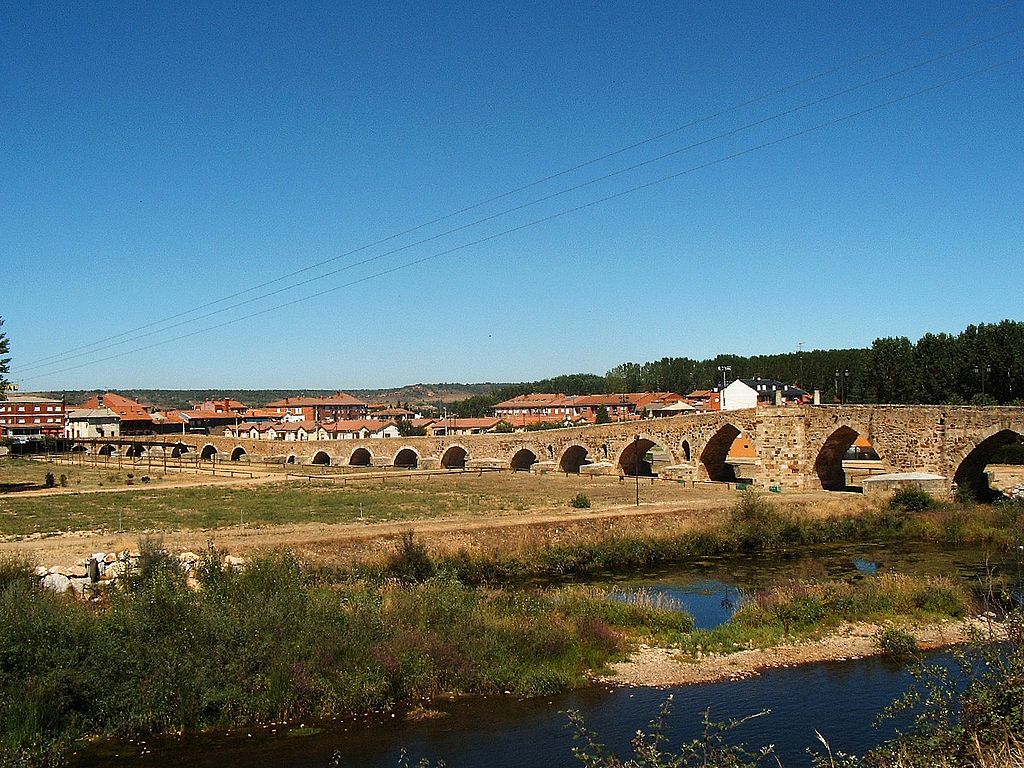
[570,493,591,509]
[875,626,918,658]
[42,473,55,489]
[888,486,937,513]
[386,531,436,583]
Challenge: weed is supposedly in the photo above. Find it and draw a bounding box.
[571,493,591,509]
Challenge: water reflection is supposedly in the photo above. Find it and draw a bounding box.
[76,653,942,768]
[613,579,744,629]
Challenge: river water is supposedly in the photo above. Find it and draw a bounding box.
[74,541,1017,768]
[74,653,941,768]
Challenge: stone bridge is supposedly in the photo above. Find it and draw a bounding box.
[76,405,1024,495]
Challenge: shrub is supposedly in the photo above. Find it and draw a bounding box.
[43,473,55,489]
[889,486,937,513]
[570,493,591,509]
[875,626,918,658]
[58,474,68,487]
[387,531,436,583]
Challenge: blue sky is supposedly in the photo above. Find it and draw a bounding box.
[2,0,1022,390]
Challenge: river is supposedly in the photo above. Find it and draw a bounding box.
[73,541,1017,768]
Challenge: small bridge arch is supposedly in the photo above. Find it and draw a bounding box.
[349,447,372,466]
[394,447,418,469]
[559,445,592,474]
[511,448,538,472]
[98,444,117,457]
[230,446,248,462]
[311,450,332,466]
[200,444,218,461]
[441,445,468,469]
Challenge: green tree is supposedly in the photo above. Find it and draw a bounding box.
[595,406,611,424]
[915,332,959,404]
[870,336,921,404]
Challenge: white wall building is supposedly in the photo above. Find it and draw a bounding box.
[721,380,758,411]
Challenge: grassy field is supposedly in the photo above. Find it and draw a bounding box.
[0,464,711,537]
[0,456,191,493]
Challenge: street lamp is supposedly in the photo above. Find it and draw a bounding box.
[717,365,732,390]
[974,365,991,397]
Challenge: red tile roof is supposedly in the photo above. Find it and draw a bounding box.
[77,393,153,422]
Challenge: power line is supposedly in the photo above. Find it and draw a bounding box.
[18,52,1023,384]
[12,22,1023,379]
[16,0,1021,373]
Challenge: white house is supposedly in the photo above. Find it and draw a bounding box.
[64,408,121,439]
[721,380,758,411]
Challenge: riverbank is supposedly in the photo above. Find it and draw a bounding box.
[601,616,998,687]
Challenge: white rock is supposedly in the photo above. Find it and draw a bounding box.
[32,566,48,577]
[42,573,71,593]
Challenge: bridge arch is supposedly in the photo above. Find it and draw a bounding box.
[125,444,147,458]
[559,444,592,474]
[349,447,372,466]
[699,424,743,482]
[170,443,189,459]
[617,438,659,477]
[680,440,691,462]
[311,450,332,466]
[230,446,247,461]
[285,454,297,465]
[953,426,1024,501]
[511,448,538,471]
[394,447,418,469]
[441,445,468,469]
[812,426,883,491]
[99,444,116,456]
[70,443,88,453]
[200,444,218,461]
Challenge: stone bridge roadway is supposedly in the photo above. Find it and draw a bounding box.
[83,405,1024,494]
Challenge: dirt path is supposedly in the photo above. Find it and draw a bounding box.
[600,618,999,687]
[0,496,740,566]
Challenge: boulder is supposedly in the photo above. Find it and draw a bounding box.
[103,562,128,580]
[32,565,48,577]
[42,573,71,593]
[67,565,89,579]
[70,578,89,596]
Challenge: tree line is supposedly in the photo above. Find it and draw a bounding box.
[448,320,1024,416]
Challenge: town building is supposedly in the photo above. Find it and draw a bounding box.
[0,395,66,440]
[266,393,369,423]
[75,393,155,435]
[64,407,121,439]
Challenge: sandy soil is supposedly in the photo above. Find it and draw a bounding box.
[600,618,1001,688]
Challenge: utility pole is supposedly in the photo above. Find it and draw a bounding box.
[634,434,640,507]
